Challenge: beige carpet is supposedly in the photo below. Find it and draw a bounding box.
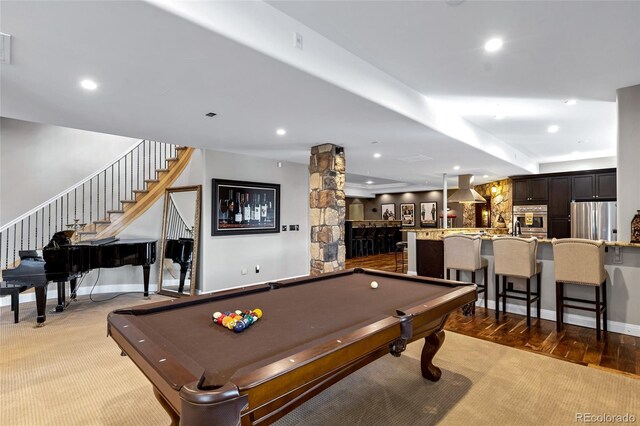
[1,294,638,426]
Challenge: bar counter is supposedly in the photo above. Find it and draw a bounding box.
[405,229,640,337]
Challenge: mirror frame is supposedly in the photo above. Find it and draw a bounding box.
[158,185,202,297]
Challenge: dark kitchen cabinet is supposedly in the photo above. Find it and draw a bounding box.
[549,177,571,217]
[572,172,617,200]
[416,240,444,279]
[572,175,595,200]
[513,178,548,204]
[549,218,571,239]
[548,177,571,239]
[596,173,617,199]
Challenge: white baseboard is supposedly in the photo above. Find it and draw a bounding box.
[1,284,158,307]
[477,295,640,337]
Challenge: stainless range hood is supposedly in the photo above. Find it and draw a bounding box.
[448,174,486,204]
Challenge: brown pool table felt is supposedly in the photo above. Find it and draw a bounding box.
[115,270,463,387]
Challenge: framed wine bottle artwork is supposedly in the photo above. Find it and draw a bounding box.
[212,179,280,236]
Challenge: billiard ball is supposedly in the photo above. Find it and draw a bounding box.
[234,321,245,333]
[370,281,378,289]
[253,308,263,319]
[213,312,222,320]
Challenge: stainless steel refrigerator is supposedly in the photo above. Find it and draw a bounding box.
[570,201,617,241]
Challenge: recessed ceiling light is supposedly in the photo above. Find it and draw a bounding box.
[80,79,98,90]
[484,38,504,53]
[373,153,381,158]
[483,174,489,178]
[494,114,505,120]
[564,99,577,106]
[453,165,461,170]
[205,112,217,117]
[276,128,286,136]
[366,180,374,185]
[577,140,586,144]
[371,141,379,144]
[547,125,560,134]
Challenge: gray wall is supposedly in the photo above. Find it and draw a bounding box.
[0,117,136,225]
[200,150,310,293]
[347,190,464,227]
[617,85,640,242]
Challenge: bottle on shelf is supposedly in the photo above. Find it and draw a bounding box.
[267,201,273,223]
[227,190,236,224]
[243,193,251,225]
[254,194,261,224]
[261,192,268,223]
[234,192,243,223]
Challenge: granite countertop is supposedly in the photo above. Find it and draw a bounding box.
[405,228,640,248]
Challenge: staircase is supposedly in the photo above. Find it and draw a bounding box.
[0,140,194,269]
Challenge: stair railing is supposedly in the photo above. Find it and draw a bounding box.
[0,140,180,269]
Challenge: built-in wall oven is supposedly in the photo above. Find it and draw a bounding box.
[513,205,547,238]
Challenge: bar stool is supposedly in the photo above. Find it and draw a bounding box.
[443,234,489,310]
[492,236,541,327]
[552,238,607,341]
[395,241,408,273]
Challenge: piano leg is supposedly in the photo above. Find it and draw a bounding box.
[35,285,48,325]
[143,264,151,298]
[178,264,188,294]
[56,281,66,312]
[70,278,77,300]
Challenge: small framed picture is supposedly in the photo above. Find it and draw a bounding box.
[381,203,396,220]
[212,179,280,236]
[400,203,415,227]
[420,202,438,228]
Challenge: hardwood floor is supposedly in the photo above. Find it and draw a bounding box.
[346,252,640,377]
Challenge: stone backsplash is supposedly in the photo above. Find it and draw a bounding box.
[462,179,512,229]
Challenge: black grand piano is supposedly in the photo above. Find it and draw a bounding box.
[164,237,194,294]
[3,231,156,324]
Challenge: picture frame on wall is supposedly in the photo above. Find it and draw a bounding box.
[381,203,396,220]
[212,179,280,236]
[420,202,438,228]
[400,203,415,227]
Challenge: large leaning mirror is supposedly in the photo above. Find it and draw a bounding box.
[158,185,202,297]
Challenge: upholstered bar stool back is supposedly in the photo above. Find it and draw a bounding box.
[443,234,488,311]
[492,237,542,327]
[552,238,607,340]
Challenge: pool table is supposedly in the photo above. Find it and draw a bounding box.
[108,268,476,426]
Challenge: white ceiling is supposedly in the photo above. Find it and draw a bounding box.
[1,1,638,194]
[268,0,640,164]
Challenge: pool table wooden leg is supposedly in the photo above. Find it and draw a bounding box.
[421,330,445,382]
[153,387,180,426]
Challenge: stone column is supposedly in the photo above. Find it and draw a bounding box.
[309,144,345,275]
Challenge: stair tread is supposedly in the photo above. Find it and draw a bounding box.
[79,231,97,235]
[166,157,179,162]
[121,200,137,203]
[145,179,160,183]
[107,210,125,214]
[156,168,169,173]
[132,189,149,193]
[94,220,111,224]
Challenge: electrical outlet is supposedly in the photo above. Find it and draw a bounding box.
[282,225,287,231]
[613,247,623,264]
[255,265,260,273]
[241,268,248,275]
[289,225,296,231]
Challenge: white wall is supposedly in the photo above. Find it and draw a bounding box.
[0,117,137,225]
[539,156,617,174]
[617,85,640,242]
[200,150,310,293]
